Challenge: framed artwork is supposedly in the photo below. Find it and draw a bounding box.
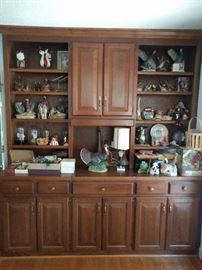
[57,51,69,70]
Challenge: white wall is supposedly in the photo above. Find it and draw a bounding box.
[0,0,202,29]
[197,63,202,259]
[0,34,7,168]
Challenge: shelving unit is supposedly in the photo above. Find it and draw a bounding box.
[134,43,198,154]
[4,38,69,159]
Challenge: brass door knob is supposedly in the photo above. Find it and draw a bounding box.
[100,187,106,192]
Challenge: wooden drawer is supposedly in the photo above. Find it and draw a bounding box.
[169,181,201,194]
[73,182,133,195]
[136,181,168,195]
[2,181,35,194]
[37,181,69,194]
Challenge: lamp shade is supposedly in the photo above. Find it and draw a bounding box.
[113,128,130,150]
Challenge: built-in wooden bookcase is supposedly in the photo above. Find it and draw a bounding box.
[4,38,69,159]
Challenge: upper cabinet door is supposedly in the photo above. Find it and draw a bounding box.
[104,43,135,116]
[72,42,103,116]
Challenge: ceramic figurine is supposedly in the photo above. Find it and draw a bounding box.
[16,51,25,68]
[39,49,51,68]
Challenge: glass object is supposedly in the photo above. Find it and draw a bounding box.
[28,128,39,144]
[16,127,25,144]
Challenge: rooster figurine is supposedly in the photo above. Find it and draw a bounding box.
[80,144,109,173]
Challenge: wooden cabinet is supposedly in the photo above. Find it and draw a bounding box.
[72,182,133,252]
[135,197,166,251]
[166,197,200,251]
[37,181,70,253]
[37,197,69,253]
[2,180,71,254]
[2,181,36,254]
[135,181,201,253]
[102,197,132,251]
[72,197,102,251]
[3,197,37,254]
[72,42,135,117]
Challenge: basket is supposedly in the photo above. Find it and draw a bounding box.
[186,117,202,150]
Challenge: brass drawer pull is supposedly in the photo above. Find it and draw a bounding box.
[100,187,106,192]
[148,186,155,192]
[168,204,173,213]
[15,186,20,192]
[97,203,101,213]
[182,186,187,191]
[98,96,102,109]
[50,186,56,191]
[161,203,166,213]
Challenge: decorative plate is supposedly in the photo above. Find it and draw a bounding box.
[150,124,169,146]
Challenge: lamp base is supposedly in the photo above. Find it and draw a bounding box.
[116,165,126,172]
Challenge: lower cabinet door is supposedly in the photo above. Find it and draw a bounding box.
[102,197,133,251]
[135,197,167,251]
[72,197,102,251]
[166,197,200,252]
[37,197,69,252]
[3,197,37,254]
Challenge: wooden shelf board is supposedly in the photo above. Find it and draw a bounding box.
[138,71,193,76]
[135,120,177,124]
[134,145,170,150]
[11,91,68,96]
[137,91,192,96]
[13,118,69,123]
[12,145,69,149]
[10,68,68,73]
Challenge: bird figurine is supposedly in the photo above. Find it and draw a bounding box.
[139,49,157,71]
[80,144,109,173]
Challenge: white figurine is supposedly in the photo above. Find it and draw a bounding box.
[39,49,51,68]
[16,51,25,68]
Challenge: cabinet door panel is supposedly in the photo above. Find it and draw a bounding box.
[37,197,69,252]
[166,197,200,251]
[72,42,103,115]
[135,197,166,251]
[104,43,135,116]
[102,197,132,251]
[72,197,102,251]
[3,197,36,254]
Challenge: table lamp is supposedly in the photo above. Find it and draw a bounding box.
[113,127,130,172]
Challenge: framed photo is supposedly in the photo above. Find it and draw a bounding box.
[57,51,69,70]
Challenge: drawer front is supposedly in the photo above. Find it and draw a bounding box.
[169,181,201,194]
[2,181,35,194]
[73,182,133,195]
[136,181,168,195]
[37,181,69,194]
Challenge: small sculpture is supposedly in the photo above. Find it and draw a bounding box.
[139,49,156,71]
[50,136,59,146]
[138,161,149,174]
[39,49,51,68]
[15,99,36,119]
[14,75,25,91]
[80,144,109,173]
[16,51,25,68]
[150,161,160,176]
[136,126,147,145]
[38,96,49,119]
[41,78,51,92]
[160,154,178,176]
[168,48,184,72]
[156,56,170,71]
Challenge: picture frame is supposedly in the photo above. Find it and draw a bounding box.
[57,51,69,70]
